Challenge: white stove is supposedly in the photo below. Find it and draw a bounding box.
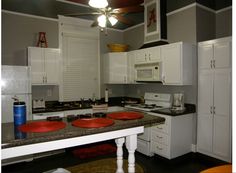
[125,92,172,156]
[125,93,172,112]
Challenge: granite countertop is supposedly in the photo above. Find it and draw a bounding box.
[2,112,164,149]
[150,104,196,116]
[32,97,140,114]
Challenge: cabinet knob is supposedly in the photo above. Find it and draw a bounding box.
[210,106,213,114]
[156,126,163,130]
[156,146,163,150]
[213,106,215,114]
[210,60,213,69]
[213,60,215,68]
[156,135,163,139]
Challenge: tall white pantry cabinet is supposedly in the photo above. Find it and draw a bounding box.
[197,37,231,162]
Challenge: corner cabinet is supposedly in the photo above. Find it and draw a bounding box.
[28,47,60,85]
[103,52,136,84]
[161,42,195,85]
[197,37,232,162]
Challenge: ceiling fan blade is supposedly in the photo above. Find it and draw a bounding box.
[109,0,144,8]
[65,12,101,16]
[114,14,133,25]
[91,21,98,27]
[66,0,89,6]
[111,6,144,14]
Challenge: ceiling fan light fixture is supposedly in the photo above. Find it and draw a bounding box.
[108,16,118,26]
[88,0,108,8]
[97,15,107,28]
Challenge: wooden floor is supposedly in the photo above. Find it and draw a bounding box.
[2,145,228,173]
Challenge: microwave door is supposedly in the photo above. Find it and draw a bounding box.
[136,68,153,81]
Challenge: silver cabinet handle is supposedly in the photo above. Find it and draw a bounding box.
[210,60,213,68]
[156,135,163,139]
[149,54,151,61]
[156,146,163,150]
[46,76,47,83]
[162,76,165,84]
[156,126,163,130]
[210,106,213,114]
[213,106,215,114]
[145,54,147,61]
[213,60,215,68]
[43,76,45,83]
[124,76,127,83]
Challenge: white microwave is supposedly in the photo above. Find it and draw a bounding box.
[135,63,161,82]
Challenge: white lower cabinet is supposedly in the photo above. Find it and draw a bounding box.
[150,113,193,159]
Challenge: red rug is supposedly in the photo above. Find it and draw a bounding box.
[72,144,117,159]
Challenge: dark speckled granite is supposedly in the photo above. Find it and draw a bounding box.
[32,97,140,114]
[2,112,164,149]
[151,104,196,116]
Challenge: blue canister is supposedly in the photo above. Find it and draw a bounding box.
[13,102,26,126]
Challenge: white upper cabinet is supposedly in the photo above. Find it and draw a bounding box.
[135,46,161,65]
[198,37,231,70]
[161,42,195,85]
[127,51,136,83]
[103,52,128,84]
[28,47,60,85]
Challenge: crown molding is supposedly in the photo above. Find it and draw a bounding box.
[2,10,58,22]
[167,3,232,16]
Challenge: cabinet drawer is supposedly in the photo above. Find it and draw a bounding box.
[151,130,169,145]
[152,123,169,134]
[151,141,169,158]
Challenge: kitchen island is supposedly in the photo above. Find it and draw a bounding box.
[2,112,164,173]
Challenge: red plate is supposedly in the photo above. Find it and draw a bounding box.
[18,121,66,133]
[107,112,144,120]
[72,118,114,128]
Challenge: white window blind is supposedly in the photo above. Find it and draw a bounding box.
[62,33,99,101]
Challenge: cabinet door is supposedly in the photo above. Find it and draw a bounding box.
[28,47,45,84]
[214,41,231,69]
[135,49,146,64]
[106,53,128,84]
[213,69,231,159]
[198,44,213,70]
[147,47,161,63]
[44,48,60,84]
[197,70,214,153]
[162,43,182,84]
[127,51,136,83]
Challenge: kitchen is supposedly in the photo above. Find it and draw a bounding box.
[1,0,233,173]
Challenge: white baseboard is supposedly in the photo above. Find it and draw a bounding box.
[191,144,197,152]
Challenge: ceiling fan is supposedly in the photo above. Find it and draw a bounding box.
[65,0,144,28]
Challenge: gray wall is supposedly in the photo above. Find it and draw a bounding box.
[216,9,232,38]
[2,12,58,66]
[123,25,144,50]
[167,6,197,43]
[196,7,216,42]
[2,12,59,101]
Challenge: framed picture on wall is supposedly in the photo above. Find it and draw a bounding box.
[144,0,161,43]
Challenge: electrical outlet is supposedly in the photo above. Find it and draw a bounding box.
[47,89,52,97]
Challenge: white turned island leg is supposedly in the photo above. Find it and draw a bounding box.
[115,137,125,173]
[125,134,137,173]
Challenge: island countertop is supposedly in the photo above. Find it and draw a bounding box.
[2,112,165,149]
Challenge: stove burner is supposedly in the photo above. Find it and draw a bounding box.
[127,104,164,110]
